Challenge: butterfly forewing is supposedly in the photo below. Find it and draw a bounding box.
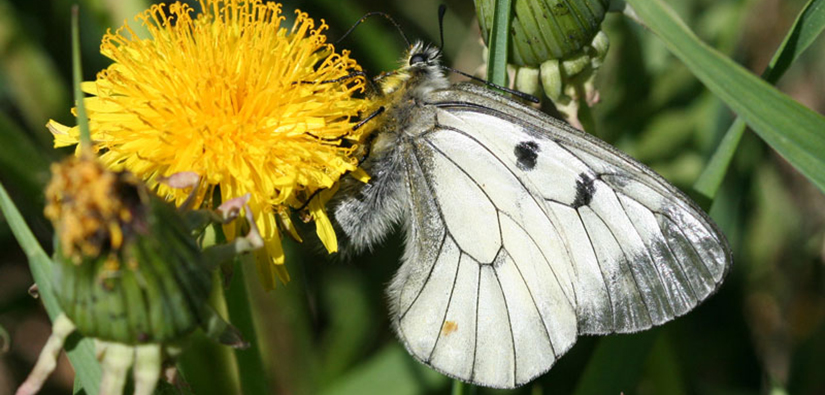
[381,83,731,388]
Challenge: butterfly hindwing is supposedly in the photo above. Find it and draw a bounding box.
[394,126,578,387]
[381,83,730,388]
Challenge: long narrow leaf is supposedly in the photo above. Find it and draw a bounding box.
[763,0,825,85]
[694,0,825,200]
[0,182,101,393]
[626,0,825,195]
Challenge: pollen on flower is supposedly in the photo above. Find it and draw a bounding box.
[47,0,373,289]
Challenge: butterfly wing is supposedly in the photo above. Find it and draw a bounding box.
[387,83,732,388]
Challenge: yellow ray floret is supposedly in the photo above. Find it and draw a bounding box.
[47,0,373,289]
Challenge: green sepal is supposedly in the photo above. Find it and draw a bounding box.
[53,193,215,345]
[202,306,249,349]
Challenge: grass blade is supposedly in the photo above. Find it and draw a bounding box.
[693,0,825,200]
[0,182,101,393]
[762,0,825,85]
[626,0,825,195]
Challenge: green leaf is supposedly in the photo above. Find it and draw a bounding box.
[319,344,447,395]
[625,0,825,196]
[693,0,825,200]
[0,181,101,393]
[486,0,513,86]
[762,0,825,85]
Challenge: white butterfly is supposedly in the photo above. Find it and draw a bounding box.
[332,41,732,389]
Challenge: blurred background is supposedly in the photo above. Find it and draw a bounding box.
[1,0,824,394]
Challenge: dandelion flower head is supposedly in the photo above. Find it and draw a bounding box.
[48,0,372,289]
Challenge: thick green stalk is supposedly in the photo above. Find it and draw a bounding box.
[451,379,464,395]
[486,0,513,86]
[225,257,271,395]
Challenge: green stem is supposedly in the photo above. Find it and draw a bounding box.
[225,256,270,395]
[486,0,513,86]
[451,379,464,395]
[70,6,91,150]
[177,272,240,395]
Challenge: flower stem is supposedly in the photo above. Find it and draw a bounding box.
[177,272,240,394]
[225,256,270,395]
[70,6,91,150]
[451,379,465,395]
[486,0,513,86]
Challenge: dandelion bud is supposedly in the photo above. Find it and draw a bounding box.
[475,0,611,121]
[45,156,218,345]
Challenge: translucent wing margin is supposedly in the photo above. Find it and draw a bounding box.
[387,83,732,389]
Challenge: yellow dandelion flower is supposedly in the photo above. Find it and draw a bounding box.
[47,0,372,289]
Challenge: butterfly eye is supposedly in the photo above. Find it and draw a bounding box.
[409,53,427,65]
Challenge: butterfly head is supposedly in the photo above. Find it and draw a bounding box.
[406,41,441,70]
[377,41,449,98]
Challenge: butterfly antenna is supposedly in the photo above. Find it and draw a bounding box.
[434,5,447,58]
[336,12,411,48]
[441,65,540,103]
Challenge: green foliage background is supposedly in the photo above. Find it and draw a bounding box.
[1,0,824,394]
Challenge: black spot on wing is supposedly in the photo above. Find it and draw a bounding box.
[571,173,595,208]
[514,141,539,171]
